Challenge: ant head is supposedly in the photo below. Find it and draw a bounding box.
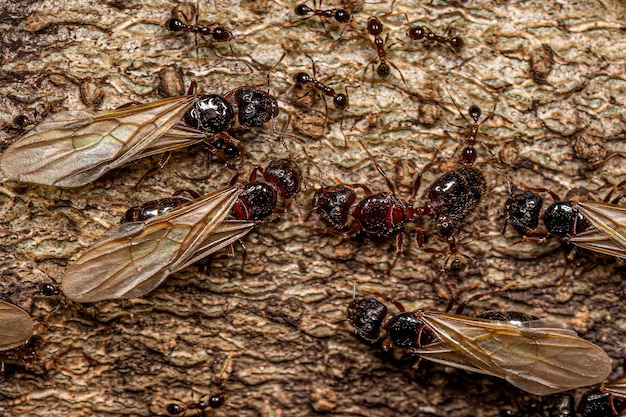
[333,92,349,110]
[367,17,383,35]
[334,9,352,24]
[469,105,481,122]
[407,26,425,40]
[376,62,390,78]
[166,17,185,32]
[294,72,312,86]
[449,36,464,49]
[294,3,312,16]
[211,26,232,42]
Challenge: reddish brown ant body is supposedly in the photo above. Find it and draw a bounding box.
[407,25,464,51]
[293,72,349,113]
[504,182,626,263]
[364,16,406,84]
[166,17,233,44]
[347,290,611,396]
[294,2,353,25]
[166,390,227,416]
[312,141,412,257]
[231,158,303,220]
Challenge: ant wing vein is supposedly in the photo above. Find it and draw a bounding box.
[0,301,34,351]
[132,124,208,160]
[570,201,626,261]
[61,186,246,303]
[605,377,626,395]
[0,95,198,187]
[415,312,612,396]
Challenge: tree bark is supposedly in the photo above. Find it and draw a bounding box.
[0,0,625,416]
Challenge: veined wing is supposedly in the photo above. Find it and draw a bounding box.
[412,311,612,396]
[568,228,626,262]
[131,123,208,160]
[61,186,253,303]
[0,301,34,351]
[604,377,626,396]
[0,96,198,187]
[571,201,626,261]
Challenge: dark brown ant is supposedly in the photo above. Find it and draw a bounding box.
[503,181,626,263]
[166,17,232,43]
[292,0,353,38]
[292,54,350,145]
[346,284,611,396]
[294,1,352,25]
[231,158,303,221]
[364,16,407,85]
[406,24,464,51]
[293,72,349,113]
[166,391,227,416]
[1,115,34,133]
[312,140,412,262]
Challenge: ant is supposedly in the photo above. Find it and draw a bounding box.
[163,2,253,72]
[230,158,303,221]
[164,354,231,416]
[363,16,407,85]
[294,1,353,25]
[166,17,232,44]
[406,24,464,52]
[291,0,354,37]
[292,54,350,145]
[347,284,611,396]
[312,140,412,265]
[405,100,493,271]
[503,180,626,263]
[166,391,226,416]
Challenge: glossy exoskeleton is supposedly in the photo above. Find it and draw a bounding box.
[407,25,464,51]
[231,159,303,220]
[346,297,388,343]
[346,294,611,396]
[166,391,227,415]
[540,393,576,417]
[313,141,410,242]
[578,379,626,417]
[294,2,352,25]
[62,186,256,302]
[166,17,232,43]
[504,184,626,262]
[364,16,406,83]
[293,72,349,112]
[0,85,278,187]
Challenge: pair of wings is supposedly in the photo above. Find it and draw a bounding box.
[568,200,626,263]
[408,311,612,396]
[0,301,34,351]
[61,186,256,303]
[0,96,207,187]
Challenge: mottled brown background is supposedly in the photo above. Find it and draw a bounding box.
[1,0,625,416]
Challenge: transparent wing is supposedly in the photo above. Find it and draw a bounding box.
[570,201,626,261]
[0,96,200,187]
[412,311,612,396]
[0,301,34,351]
[61,186,254,303]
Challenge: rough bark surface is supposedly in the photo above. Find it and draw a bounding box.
[0,0,625,416]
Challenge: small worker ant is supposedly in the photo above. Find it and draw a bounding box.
[406,23,464,52]
[363,16,407,85]
[291,54,350,145]
[291,0,354,37]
